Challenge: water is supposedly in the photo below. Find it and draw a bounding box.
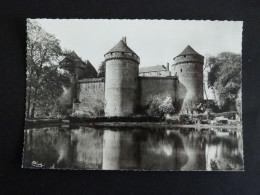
[22,125,244,171]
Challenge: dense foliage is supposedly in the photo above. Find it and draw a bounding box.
[236,88,242,118]
[147,96,175,117]
[97,61,105,78]
[26,20,70,118]
[206,52,242,111]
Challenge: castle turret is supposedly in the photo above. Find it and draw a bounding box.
[173,45,204,110]
[104,37,140,116]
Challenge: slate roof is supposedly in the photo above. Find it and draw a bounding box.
[139,65,167,73]
[85,60,95,69]
[175,45,203,58]
[59,51,97,78]
[71,51,82,61]
[105,40,138,56]
[82,60,98,78]
[60,51,80,66]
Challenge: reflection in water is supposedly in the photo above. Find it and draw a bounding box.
[102,130,121,170]
[23,126,244,171]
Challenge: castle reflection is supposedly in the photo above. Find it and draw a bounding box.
[23,126,244,171]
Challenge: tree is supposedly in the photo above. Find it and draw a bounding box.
[207,52,241,111]
[98,61,105,77]
[26,20,69,118]
[236,88,242,119]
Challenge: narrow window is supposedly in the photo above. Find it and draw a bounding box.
[181,69,182,72]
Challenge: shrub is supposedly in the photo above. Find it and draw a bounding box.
[147,96,175,117]
[70,110,91,118]
[92,99,105,117]
[236,88,242,119]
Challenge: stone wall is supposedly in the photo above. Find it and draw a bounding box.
[75,76,188,115]
[75,74,194,115]
[138,76,180,108]
[75,78,105,116]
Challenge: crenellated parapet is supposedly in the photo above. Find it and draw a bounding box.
[78,77,105,83]
[174,54,204,66]
[104,52,140,64]
[138,76,178,80]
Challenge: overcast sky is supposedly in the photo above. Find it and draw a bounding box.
[33,19,242,70]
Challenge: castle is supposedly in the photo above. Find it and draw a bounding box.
[62,37,204,117]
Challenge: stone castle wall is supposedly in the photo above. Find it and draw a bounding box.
[74,78,105,115]
[138,76,179,108]
[75,76,188,115]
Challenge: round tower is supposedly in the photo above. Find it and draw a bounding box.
[104,37,140,117]
[173,45,204,110]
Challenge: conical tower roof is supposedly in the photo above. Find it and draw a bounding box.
[105,39,138,56]
[174,45,203,58]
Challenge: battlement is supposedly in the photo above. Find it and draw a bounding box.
[104,52,140,64]
[174,54,204,66]
[78,77,105,83]
[138,76,178,80]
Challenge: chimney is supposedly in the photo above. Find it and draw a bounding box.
[122,37,127,45]
[166,62,169,71]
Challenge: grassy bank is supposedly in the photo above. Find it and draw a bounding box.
[25,119,242,131]
[68,116,161,123]
[24,116,160,128]
[25,118,63,128]
[90,122,242,130]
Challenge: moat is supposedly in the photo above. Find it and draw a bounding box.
[22,125,244,171]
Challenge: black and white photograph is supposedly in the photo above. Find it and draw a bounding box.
[22,19,244,171]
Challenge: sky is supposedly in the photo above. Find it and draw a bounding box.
[33,19,243,70]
